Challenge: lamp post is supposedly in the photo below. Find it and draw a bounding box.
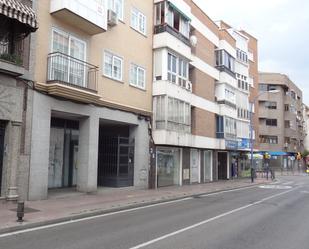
[249,89,280,183]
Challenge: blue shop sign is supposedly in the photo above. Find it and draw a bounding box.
[238,138,250,149]
[226,140,238,149]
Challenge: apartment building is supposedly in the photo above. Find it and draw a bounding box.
[216,22,259,178]
[27,0,153,200]
[0,0,38,200]
[303,105,309,151]
[258,72,304,169]
[152,0,259,187]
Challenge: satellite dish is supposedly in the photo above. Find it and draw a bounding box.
[190,35,197,47]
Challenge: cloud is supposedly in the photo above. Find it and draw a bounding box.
[195,0,309,104]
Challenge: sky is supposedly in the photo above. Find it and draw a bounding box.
[195,0,309,105]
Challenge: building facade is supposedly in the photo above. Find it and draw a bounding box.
[0,0,38,201]
[27,0,153,200]
[258,72,304,169]
[152,0,259,187]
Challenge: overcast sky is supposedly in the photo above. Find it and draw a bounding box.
[195,0,309,105]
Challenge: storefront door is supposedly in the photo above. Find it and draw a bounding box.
[48,118,79,189]
[218,152,228,180]
[190,149,200,183]
[203,150,212,182]
[157,148,180,187]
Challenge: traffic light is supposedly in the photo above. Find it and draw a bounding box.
[264,152,271,160]
[296,152,302,160]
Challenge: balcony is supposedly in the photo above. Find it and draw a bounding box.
[45,52,100,103]
[50,0,107,35]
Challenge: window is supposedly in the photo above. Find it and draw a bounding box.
[104,51,123,81]
[167,52,189,86]
[215,49,235,73]
[130,64,145,89]
[131,8,146,35]
[154,96,191,133]
[284,120,291,128]
[265,119,277,126]
[216,115,224,138]
[259,135,278,144]
[265,101,277,109]
[51,29,86,86]
[154,2,190,38]
[224,88,235,104]
[224,116,237,138]
[285,104,290,111]
[236,48,248,64]
[108,0,124,20]
[259,84,268,92]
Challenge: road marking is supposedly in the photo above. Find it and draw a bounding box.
[129,188,298,249]
[0,185,261,238]
[259,185,292,190]
[198,185,257,198]
[0,197,192,239]
[282,181,294,185]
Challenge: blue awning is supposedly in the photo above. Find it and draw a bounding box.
[260,151,289,156]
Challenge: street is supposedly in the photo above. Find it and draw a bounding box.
[1,176,309,249]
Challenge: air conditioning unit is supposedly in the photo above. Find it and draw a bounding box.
[107,9,118,27]
[186,81,192,92]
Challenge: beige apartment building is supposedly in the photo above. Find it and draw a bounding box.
[28,0,153,200]
[258,72,304,169]
[152,0,259,187]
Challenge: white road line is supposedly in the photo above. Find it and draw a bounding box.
[129,187,298,249]
[282,181,294,185]
[198,185,257,197]
[0,197,192,239]
[0,185,260,238]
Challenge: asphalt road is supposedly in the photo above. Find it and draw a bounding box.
[1,175,309,249]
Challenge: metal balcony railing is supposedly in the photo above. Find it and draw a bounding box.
[47,52,98,92]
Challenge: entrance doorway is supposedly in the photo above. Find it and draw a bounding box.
[218,152,228,180]
[48,118,79,189]
[97,124,134,187]
[0,121,6,195]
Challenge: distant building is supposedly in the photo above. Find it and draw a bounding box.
[258,72,305,169]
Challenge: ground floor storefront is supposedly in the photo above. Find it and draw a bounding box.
[28,91,150,200]
[154,146,235,188]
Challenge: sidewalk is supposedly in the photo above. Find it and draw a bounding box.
[0,178,270,234]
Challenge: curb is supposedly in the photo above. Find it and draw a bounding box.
[0,181,265,235]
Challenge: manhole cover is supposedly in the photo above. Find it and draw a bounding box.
[10,207,40,213]
[259,185,292,190]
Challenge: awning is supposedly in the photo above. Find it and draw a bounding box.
[0,0,38,32]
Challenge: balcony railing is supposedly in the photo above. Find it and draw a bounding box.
[154,24,190,46]
[47,52,98,92]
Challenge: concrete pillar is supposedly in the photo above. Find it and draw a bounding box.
[6,121,22,201]
[28,93,51,200]
[77,115,99,193]
[130,119,149,188]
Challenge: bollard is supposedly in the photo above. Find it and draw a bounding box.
[17,201,25,222]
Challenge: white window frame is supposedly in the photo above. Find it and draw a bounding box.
[167,52,189,86]
[131,7,147,35]
[51,28,87,87]
[108,0,124,21]
[103,51,123,82]
[130,63,146,89]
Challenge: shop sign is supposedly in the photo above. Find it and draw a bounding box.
[226,139,238,149]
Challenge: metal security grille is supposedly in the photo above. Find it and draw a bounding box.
[98,135,134,187]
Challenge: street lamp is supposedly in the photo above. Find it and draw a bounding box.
[249,89,280,183]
